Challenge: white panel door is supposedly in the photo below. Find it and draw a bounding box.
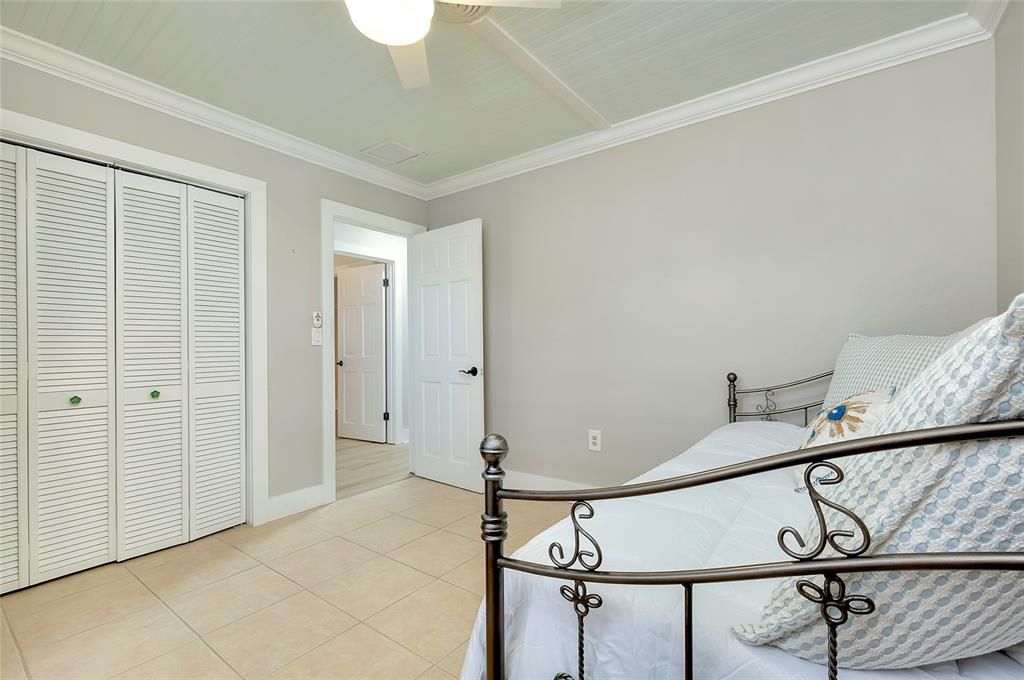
[187,186,245,539]
[0,143,28,593]
[27,150,116,583]
[410,219,484,492]
[115,171,189,559]
[336,263,387,443]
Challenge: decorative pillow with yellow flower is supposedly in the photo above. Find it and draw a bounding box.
[794,387,895,491]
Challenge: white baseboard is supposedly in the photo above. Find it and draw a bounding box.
[501,469,589,491]
[256,483,334,525]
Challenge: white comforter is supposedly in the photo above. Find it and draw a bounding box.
[461,421,1024,680]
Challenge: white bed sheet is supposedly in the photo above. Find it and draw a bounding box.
[461,421,1024,680]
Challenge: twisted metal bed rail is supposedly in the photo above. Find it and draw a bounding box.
[478,372,1024,680]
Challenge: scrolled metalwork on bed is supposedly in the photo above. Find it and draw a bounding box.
[478,372,1024,680]
[728,370,833,425]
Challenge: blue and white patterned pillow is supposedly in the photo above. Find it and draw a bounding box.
[735,294,1024,669]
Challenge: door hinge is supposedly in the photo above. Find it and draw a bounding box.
[383,411,390,421]
[382,277,389,288]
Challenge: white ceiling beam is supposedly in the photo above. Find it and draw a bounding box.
[470,15,610,131]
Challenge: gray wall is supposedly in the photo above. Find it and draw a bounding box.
[996,3,1024,309]
[429,43,998,486]
[0,59,428,497]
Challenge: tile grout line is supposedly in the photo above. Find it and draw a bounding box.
[223,531,440,676]
[219,520,342,564]
[2,609,35,680]
[123,534,263,601]
[353,555,477,666]
[3,567,160,669]
[265,506,481,670]
[117,558,245,680]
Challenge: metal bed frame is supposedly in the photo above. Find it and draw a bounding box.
[477,371,1024,680]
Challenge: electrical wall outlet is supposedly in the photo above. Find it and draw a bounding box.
[588,429,602,452]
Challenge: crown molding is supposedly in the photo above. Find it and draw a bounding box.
[0,12,994,203]
[423,13,990,199]
[968,0,1010,34]
[0,27,431,200]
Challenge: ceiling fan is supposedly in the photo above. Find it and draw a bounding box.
[344,0,562,90]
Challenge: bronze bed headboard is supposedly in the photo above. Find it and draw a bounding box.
[727,370,833,425]
[477,371,1024,680]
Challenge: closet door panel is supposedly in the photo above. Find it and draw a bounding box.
[0,143,28,593]
[115,171,188,559]
[27,150,115,583]
[188,187,244,538]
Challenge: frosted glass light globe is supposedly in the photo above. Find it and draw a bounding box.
[344,0,434,46]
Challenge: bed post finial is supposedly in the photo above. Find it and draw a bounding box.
[481,433,509,473]
[480,434,508,680]
[727,372,738,423]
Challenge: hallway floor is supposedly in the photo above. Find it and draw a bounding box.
[0,477,569,680]
[335,438,411,500]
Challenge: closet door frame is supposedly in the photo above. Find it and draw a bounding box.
[3,111,271,526]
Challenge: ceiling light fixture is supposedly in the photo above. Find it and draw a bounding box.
[344,0,435,46]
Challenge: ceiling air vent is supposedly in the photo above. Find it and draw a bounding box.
[435,4,491,24]
[361,140,423,165]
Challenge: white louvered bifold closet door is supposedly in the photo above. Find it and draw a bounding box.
[115,172,188,559]
[0,143,28,593]
[27,150,116,583]
[187,186,245,539]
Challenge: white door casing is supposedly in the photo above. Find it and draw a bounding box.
[27,149,116,583]
[0,143,28,593]
[187,186,246,539]
[410,219,484,492]
[115,171,189,560]
[336,262,387,443]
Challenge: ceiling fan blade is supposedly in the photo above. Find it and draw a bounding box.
[387,41,431,89]
[437,0,561,7]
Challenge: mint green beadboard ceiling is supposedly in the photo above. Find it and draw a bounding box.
[0,1,967,184]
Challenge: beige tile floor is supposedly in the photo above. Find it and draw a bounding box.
[0,476,570,680]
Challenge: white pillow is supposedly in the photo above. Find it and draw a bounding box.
[736,295,1024,668]
[821,317,991,410]
[793,388,894,492]
[822,334,949,410]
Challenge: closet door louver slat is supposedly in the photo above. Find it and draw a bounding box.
[27,150,115,583]
[188,187,245,539]
[115,172,189,559]
[0,143,28,593]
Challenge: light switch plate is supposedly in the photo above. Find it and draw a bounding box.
[588,429,601,452]
[311,327,323,346]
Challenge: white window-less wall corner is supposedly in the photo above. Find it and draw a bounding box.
[0,110,274,527]
[320,199,425,495]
